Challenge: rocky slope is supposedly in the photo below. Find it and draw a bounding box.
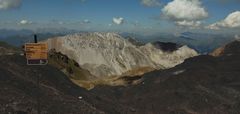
[0,55,103,113]
[210,41,240,57]
[46,32,198,79]
[1,41,240,114]
[0,41,20,55]
[89,40,240,114]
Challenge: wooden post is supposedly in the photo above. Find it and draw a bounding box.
[34,34,38,43]
[34,34,40,114]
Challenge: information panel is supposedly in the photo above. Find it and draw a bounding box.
[25,43,48,65]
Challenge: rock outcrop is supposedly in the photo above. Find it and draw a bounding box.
[210,40,240,57]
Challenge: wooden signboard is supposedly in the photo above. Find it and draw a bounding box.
[25,43,48,65]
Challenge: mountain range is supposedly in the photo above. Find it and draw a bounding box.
[46,32,197,89]
[0,28,79,46]
[135,32,236,54]
[0,29,235,54]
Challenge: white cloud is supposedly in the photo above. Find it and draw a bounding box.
[0,0,21,10]
[206,23,220,30]
[162,0,208,21]
[113,17,124,25]
[79,19,91,25]
[18,20,32,25]
[58,21,64,25]
[176,20,202,28]
[162,0,208,29]
[141,0,160,7]
[207,11,240,30]
[83,19,91,23]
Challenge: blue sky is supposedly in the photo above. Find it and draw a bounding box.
[0,0,240,35]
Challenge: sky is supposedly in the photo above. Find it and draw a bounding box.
[0,0,240,35]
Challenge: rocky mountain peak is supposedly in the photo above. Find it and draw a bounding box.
[46,32,198,84]
[210,40,240,57]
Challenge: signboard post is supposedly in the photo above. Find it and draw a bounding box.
[24,35,47,114]
[25,43,48,65]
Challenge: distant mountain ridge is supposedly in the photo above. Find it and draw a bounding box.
[136,32,235,54]
[0,28,80,46]
[0,29,235,54]
[0,29,33,39]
